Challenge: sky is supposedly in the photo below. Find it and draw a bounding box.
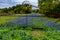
[0,0,38,8]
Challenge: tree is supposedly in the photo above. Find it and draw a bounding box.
[0,4,32,15]
[38,0,60,18]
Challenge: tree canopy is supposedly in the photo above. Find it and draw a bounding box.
[38,0,60,18]
[0,4,32,15]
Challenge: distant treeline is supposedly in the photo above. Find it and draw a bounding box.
[0,4,32,15]
[38,0,60,18]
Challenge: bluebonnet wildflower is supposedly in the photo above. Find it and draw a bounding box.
[1,14,60,30]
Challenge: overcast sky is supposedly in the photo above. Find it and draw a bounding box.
[0,0,38,8]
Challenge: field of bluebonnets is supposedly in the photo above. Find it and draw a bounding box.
[0,14,60,40]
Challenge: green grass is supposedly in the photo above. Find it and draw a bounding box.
[0,16,18,24]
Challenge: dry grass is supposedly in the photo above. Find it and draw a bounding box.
[31,30,45,37]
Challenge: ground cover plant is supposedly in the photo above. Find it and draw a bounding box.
[0,16,17,24]
[0,24,60,40]
[1,14,60,30]
[0,15,60,40]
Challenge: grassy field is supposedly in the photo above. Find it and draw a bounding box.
[0,16,60,40]
[0,16,18,24]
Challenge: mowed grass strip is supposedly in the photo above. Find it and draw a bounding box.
[0,16,18,24]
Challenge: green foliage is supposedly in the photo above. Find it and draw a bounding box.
[0,4,32,15]
[0,25,60,40]
[32,9,39,13]
[40,30,60,40]
[38,0,60,18]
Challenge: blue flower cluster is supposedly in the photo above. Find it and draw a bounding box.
[0,14,60,30]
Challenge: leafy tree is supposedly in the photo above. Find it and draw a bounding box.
[38,0,60,18]
[0,4,32,15]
